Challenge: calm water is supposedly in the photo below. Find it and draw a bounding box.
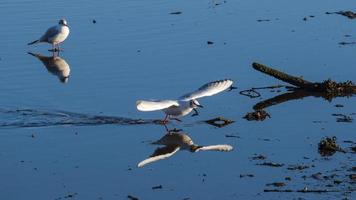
[0,0,355,199]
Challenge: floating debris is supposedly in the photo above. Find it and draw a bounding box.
[287,164,310,171]
[257,19,270,22]
[207,41,214,45]
[92,19,96,24]
[250,154,266,160]
[170,11,182,15]
[351,146,356,153]
[350,174,356,180]
[152,185,162,190]
[60,193,78,199]
[311,172,323,180]
[225,134,240,138]
[54,193,78,200]
[212,0,227,6]
[303,15,315,21]
[257,162,284,167]
[127,195,139,200]
[339,41,356,46]
[240,174,254,178]
[312,120,327,123]
[332,114,353,123]
[326,11,356,19]
[243,110,270,121]
[204,117,234,128]
[266,182,286,187]
[318,137,346,156]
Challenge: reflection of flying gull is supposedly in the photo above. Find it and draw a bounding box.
[136,79,234,122]
[138,132,233,167]
[28,52,70,83]
[28,19,70,51]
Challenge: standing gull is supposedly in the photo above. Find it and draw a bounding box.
[28,19,70,51]
[136,79,234,122]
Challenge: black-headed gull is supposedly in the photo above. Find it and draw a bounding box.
[138,131,233,167]
[136,79,234,123]
[28,19,70,51]
[28,52,70,83]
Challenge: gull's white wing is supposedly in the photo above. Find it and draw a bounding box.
[40,25,60,42]
[137,146,180,168]
[179,79,233,101]
[196,144,233,152]
[136,100,179,111]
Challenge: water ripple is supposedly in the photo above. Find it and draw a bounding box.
[0,108,155,128]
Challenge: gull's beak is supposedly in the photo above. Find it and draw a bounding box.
[196,104,203,108]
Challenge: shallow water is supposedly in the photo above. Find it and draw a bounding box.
[0,0,355,199]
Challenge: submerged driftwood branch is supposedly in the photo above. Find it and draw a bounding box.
[253,90,316,110]
[252,62,356,97]
[242,63,356,115]
[252,63,313,88]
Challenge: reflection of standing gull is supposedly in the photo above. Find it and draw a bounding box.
[28,19,70,51]
[28,52,70,83]
[138,131,233,167]
[136,79,234,122]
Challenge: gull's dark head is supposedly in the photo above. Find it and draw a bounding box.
[190,99,203,108]
[59,19,68,26]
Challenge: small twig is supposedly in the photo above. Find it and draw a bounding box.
[239,85,286,98]
[239,89,261,98]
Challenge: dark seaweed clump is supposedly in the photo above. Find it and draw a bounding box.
[318,137,346,156]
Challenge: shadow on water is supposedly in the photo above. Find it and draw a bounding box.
[138,128,233,167]
[28,52,70,83]
[0,108,160,128]
[253,88,355,111]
